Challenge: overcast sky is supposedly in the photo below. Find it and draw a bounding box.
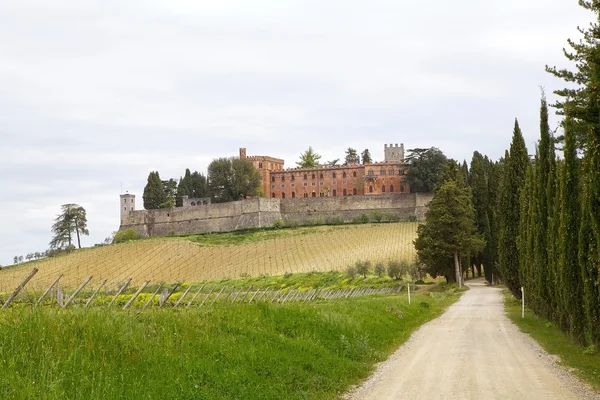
[0,1,591,265]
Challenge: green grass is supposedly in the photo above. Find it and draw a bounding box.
[0,289,460,399]
[504,290,600,390]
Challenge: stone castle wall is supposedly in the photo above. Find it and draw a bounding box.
[119,193,433,238]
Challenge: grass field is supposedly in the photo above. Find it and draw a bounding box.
[0,288,460,399]
[0,222,419,292]
[504,291,600,391]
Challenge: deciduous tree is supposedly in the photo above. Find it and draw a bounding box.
[405,147,447,193]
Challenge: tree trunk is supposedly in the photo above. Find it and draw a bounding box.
[476,262,482,277]
[76,228,81,249]
[454,252,461,287]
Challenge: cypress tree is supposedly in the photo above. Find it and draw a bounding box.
[470,152,491,279]
[486,157,502,283]
[533,95,552,317]
[558,118,584,340]
[518,160,535,303]
[143,171,167,210]
[579,156,600,344]
[498,120,529,298]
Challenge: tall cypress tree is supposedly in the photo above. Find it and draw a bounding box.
[558,118,584,340]
[470,152,491,278]
[498,119,529,298]
[579,155,600,344]
[533,95,552,317]
[518,161,535,303]
[486,156,502,283]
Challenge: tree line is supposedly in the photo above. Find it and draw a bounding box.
[415,1,600,347]
[143,157,262,210]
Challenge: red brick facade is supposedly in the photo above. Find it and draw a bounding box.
[241,147,410,199]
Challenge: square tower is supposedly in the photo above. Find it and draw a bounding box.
[384,143,405,162]
[120,193,135,224]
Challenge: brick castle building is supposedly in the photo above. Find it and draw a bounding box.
[240,144,409,199]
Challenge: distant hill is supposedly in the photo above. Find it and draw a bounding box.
[0,222,419,292]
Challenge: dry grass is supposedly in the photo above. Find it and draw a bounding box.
[0,222,419,291]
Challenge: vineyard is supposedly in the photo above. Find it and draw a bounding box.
[0,222,419,293]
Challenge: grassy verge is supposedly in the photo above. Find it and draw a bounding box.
[0,289,460,399]
[504,290,600,390]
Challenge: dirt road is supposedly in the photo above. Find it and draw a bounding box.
[345,279,599,400]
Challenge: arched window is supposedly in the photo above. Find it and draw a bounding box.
[320,173,324,179]
[312,174,315,179]
[304,193,308,198]
[389,169,394,175]
[312,192,316,197]
[353,171,357,177]
[281,176,285,182]
[390,185,394,192]
[380,169,386,175]
[130,207,133,211]
[123,199,127,204]
[369,185,373,193]
[382,185,386,192]
[291,175,295,181]
[400,184,405,193]
[191,202,196,206]
[343,172,347,178]
[271,176,275,182]
[332,173,337,178]
[282,193,286,199]
[353,188,358,195]
[124,206,127,211]
[259,162,263,169]
[272,193,276,198]
[368,169,374,176]
[292,192,295,198]
[333,189,337,197]
[343,189,347,196]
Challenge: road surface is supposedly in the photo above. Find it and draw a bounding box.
[345,279,599,400]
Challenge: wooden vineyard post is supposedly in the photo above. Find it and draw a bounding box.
[248,287,262,304]
[108,278,132,308]
[231,287,243,304]
[408,283,411,305]
[239,285,253,304]
[256,288,269,303]
[224,287,236,302]
[85,279,108,308]
[187,284,206,308]
[144,283,164,309]
[35,274,63,308]
[2,268,38,309]
[123,281,150,309]
[160,283,180,307]
[199,285,216,307]
[62,275,93,308]
[174,285,192,308]
[210,286,226,306]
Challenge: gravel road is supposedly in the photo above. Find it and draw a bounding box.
[344,279,600,400]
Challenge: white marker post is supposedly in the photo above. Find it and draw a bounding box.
[407,283,411,305]
[521,287,525,319]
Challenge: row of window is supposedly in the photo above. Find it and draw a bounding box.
[271,184,406,198]
[272,171,359,182]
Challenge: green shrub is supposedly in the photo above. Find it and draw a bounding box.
[283,218,300,228]
[387,260,408,280]
[355,261,371,278]
[273,220,284,229]
[113,229,141,244]
[325,216,345,225]
[370,211,383,223]
[408,215,417,222]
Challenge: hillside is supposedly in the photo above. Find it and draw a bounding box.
[0,222,419,292]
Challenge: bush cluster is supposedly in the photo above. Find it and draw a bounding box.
[345,259,412,280]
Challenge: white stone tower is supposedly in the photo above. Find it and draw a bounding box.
[120,193,135,225]
[384,143,405,162]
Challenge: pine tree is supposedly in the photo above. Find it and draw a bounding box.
[143,171,167,210]
[296,147,322,168]
[414,179,484,286]
[498,119,529,298]
[557,118,584,340]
